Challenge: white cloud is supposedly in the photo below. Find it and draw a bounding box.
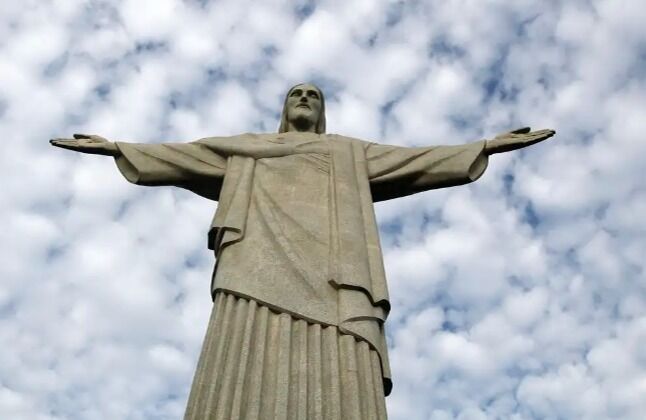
[1,0,645,419]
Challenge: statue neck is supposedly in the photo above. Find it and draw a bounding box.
[285,117,317,133]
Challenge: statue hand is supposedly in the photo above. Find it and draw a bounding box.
[484,127,555,155]
[50,134,120,156]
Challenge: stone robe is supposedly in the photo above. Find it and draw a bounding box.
[114,132,488,413]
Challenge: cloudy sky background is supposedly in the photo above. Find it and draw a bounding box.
[1,0,645,419]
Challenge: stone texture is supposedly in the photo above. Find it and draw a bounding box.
[185,292,387,420]
[112,130,491,401]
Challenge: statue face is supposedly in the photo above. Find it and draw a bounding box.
[285,84,322,128]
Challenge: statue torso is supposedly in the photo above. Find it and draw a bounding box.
[212,133,338,325]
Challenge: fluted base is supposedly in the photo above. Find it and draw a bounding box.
[185,292,388,420]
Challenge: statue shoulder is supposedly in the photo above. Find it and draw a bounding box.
[325,134,374,146]
[195,133,263,145]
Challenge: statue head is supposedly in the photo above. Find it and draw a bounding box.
[278,83,326,134]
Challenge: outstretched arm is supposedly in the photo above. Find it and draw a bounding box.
[366,127,555,202]
[50,133,228,201]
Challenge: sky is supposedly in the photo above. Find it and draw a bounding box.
[1,0,645,419]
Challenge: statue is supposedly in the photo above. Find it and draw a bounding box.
[51,83,554,419]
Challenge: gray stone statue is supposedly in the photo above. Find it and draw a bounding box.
[51,83,554,419]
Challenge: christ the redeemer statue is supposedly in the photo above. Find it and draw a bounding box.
[51,83,554,420]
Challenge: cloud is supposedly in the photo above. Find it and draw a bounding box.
[1,0,645,419]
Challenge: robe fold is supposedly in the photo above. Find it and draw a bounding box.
[114,132,488,412]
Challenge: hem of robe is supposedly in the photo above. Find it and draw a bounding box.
[185,292,388,420]
[211,288,392,396]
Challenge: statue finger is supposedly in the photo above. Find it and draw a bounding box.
[50,138,78,146]
[532,128,554,134]
[530,129,555,139]
[73,133,92,139]
[50,139,81,150]
[524,131,555,144]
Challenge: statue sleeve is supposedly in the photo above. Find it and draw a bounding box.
[114,141,228,201]
[365,140,489,202]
